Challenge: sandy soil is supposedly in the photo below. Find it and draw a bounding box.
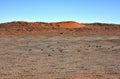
[0,35,120,79]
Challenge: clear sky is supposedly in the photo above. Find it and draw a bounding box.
[0,0,120,24]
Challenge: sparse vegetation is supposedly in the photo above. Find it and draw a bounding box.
[0,21,120,35]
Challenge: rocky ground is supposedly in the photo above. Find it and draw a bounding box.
[0,35,120,79]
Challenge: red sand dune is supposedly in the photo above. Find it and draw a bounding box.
[0,21,85,28]
[50,21,85,28]
[0,21,120,35]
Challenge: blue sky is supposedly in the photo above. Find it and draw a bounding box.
[0,0,120,24]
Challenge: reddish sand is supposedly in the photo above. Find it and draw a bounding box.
[0,35,120,79]
[53,21,85,28]
[0,21,120,79]
[0,21,120,35]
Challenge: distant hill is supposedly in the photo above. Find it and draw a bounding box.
[0,21,120,35]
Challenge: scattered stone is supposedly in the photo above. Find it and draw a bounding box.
[41,49,43,51]
[48,54,51,56]
[28,48,32,51]
[77,50,81,52]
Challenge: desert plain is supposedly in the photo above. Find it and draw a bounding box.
[0,21,120,79]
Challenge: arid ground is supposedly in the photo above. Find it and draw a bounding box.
[0,21,120,79]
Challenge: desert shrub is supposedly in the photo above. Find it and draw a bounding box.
[57,24,60,28]
[60,33,63,34]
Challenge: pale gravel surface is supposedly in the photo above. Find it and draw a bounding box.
[0,35,120,79]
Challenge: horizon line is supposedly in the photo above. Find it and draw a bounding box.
[0,20,120,25]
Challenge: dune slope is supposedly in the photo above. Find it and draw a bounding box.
[0,21,120,35]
